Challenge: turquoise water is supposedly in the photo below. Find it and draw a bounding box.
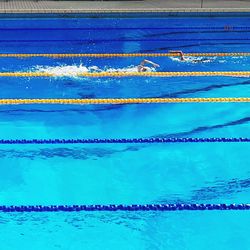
[0,14,250,249]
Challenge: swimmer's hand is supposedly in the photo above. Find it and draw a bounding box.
[152,63,160,68]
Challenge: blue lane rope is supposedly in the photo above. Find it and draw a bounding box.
[0,204,250,212]
[0,138,249,144]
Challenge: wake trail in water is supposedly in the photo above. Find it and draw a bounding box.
[170,56,217,64]
[34,64,89,76]
[32,64,156,77]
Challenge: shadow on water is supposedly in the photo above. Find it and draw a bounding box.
[153,116,250,139]
[157,80,250,98]
[0,145,141,160]
[0,104,124,116]
[191,177,250,201]
[141,42,250,52]
[157,176,250,204]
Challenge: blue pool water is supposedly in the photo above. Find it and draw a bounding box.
[0,13,250,249]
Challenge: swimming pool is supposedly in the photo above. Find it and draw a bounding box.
[0,12,250,249]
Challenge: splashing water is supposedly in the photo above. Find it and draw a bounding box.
[105,65,156,73]
[34,64,90,76]
[170,56,217,64]
[32,64,155,77]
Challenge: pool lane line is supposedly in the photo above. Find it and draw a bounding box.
[0,98,249,105]
[0,52,250,57]
[0,71,250,77]
[0,204,250,212]
[0,138,249,144]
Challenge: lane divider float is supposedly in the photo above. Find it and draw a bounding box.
[0,138,249,144]
[0,52,250,58]
[0,98,249,105]
[0,204,250,212]
[0,71,250,77]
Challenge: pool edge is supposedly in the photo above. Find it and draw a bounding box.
[0,8,250,14]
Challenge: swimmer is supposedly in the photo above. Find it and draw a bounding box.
[169,50,185,61]
[169,50,213,63]
[137,59,160,72]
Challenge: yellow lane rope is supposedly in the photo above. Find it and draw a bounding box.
[0,98,249,105]
[0,52,250,58]
[0,71,249,77]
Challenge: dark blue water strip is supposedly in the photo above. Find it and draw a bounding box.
[0,39,249,42]
[0,27,250,30]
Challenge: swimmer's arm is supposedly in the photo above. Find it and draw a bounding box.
[140,59,160,68]
[169,50,185,61]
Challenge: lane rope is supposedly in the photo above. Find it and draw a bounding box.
[0,52,250,58]
[1,204,250,212]
[0,98,249,105]
[0,138,249,144]
[0,71,250,77]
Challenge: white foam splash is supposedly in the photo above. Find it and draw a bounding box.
[170,56,217,64]
[32,64,155,77]
[105,65,155,72]
[34,64,90,76]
